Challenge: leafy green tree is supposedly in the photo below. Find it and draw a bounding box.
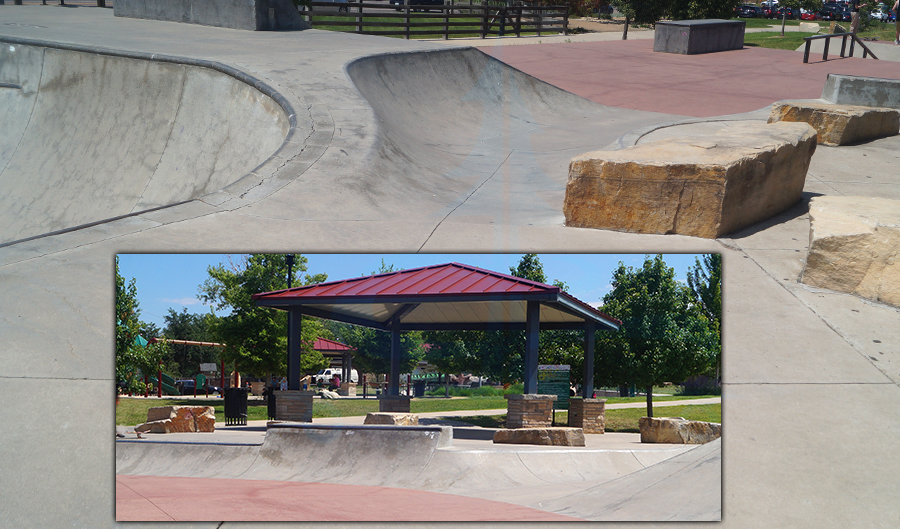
[687,254,722,382]
[611,0,668,39]
[115,256,165,393]
[159,308,221,378]
[597,255,718,416]
[340,325,425,377]
[198,254,330,378]
[670,0,741,21]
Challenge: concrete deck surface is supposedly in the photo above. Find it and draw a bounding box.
[1,5,898,528]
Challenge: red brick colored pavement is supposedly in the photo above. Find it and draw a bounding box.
[116,475,583,522]
[480,39,900,117]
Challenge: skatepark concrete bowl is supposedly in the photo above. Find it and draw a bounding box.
[116,423,721,521]
[0,41,291,245]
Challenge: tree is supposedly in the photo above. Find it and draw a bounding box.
[597,255,718,416]
[159,308,220,378]
[115,256,165,393]
[198,254,330,379]
[339,325,425,378]
[610,0,668,40]
[687,254,722,383]
[775,0,822,35]
[669,0,741,21]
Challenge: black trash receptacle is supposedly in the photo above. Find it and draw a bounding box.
[413,381,426,397]
[224,387,249,426]
[266,386,278,420]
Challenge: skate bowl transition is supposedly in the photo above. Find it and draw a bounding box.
[116,423,721,521]
[0,41,291,245]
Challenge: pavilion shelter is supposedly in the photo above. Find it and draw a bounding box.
[312,337,356,395]
[252,262,619,421]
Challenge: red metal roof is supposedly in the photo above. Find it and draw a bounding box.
[312,338,354,352]
[253,262,620,329]
[255,262,559,300]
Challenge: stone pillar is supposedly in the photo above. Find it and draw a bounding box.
[275,390,315,422]
[378,395,411,413]
[568,397,606,434]
[505,394,556,429]
[338,382,357,397]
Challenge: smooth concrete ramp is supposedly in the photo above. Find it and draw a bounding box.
[0,42,289,244]
[116,424,708,519]
[541,437,722,521]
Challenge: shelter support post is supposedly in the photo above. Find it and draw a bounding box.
[390,318,401,396]
[523,300,540,394]
[582,321,595,398]
[288,309,302,390]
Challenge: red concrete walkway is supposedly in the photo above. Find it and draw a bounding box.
[480,40,900,117]
[116,475,583,522]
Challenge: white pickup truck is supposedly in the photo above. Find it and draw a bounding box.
[314,368,358,384]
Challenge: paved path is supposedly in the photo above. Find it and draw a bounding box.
[116,474,583,521]
[478,39,900,117]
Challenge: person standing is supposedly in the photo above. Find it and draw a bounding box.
[850,0,868,34]
[893,0,900,44]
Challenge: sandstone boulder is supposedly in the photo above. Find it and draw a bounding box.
[801,196,900,308]
[769,100,899,146]
[639,417,721,444]
[363,412,419,426]
[135,406,215,434]
[564,122,817,238]
[493,427,585,446]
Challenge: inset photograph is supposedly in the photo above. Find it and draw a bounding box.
[115,253,721,522]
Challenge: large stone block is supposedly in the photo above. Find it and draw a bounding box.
[363,412,419,426]
[135,406,215,434]
[654,19,745,55]
[801,196,900,308]
[769,100,899,146]
[564,122,817,238]
[639,417,721,444]
[493,427,585,446]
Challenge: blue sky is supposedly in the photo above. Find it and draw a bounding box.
[117,253,710,330]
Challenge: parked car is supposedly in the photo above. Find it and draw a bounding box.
[735,4,760,17]
[801,10,818,20]
[314,368,359,384]
[772,6,800,19]
[817,6,842,20]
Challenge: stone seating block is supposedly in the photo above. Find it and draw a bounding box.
[493,427,585,446]
[564,122,817,238]
[136,406,215,433]
[639,417,721,444]
[769,100,899,146]
[363,412,419,426]
[801,196,900,308]
[654,19,744,55]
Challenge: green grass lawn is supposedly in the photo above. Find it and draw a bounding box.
[734,17,802,29]
[115,394,715,426]
[447,403,721,432]
[743,31,819,50]
[742,20,899,51]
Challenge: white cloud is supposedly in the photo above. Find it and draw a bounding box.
[160,297,203,306]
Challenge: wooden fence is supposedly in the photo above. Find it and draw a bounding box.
[304,1,569,39]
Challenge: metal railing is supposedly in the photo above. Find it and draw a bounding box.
[803,32,879,63]
[3,0,111,5]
